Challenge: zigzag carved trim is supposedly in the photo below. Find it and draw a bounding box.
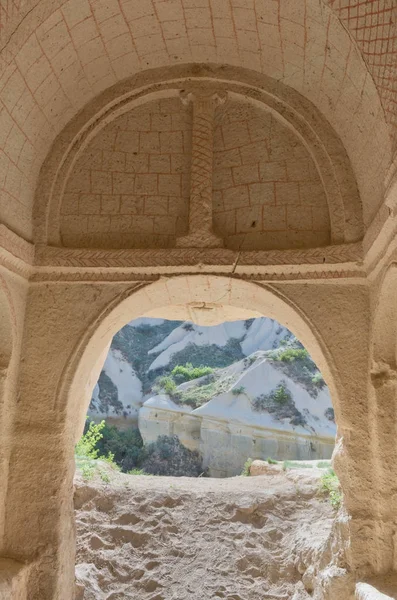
[30,269,365,283]
[35,242,362,269]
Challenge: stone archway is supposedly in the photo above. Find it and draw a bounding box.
[55,276,343,591]
[1,273,371,600]
[368,264,397,574]
[63,276,342,443]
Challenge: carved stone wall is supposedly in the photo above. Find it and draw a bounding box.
[213,99,330,250]
[0,2,397,599]
[60,97,192,248]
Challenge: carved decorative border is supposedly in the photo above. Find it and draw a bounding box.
[0,224,366,283]
[30,269,365,284]
[35,242,362,269]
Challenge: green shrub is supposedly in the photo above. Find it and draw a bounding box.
[273,382,290,404]
[94,423,145,473]
[142,435,203,477]
[277,348,309,363]
[99,469,110,483]
[241,457,253,476]
[176,376,227,409]
[320,468,342,509]
[266,343,325,398]
[76,419,106,460]
[80,462,96,480]
[267,457,277,464]
[232,385,246,396]
[156,376,178,397]
[171,363,213,384]
[312,371,325,388]
[253,381,293,412]
[166,339,244,374]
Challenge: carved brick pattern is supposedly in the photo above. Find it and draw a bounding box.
[35,242,362,269]
[240,243,362,266]
[29,268,364,284]
[176,92,224,248]
[190,104,214,231]
[328,0,397,146]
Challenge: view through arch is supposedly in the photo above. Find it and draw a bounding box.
[78,315,336,477]
[72,277,342,600]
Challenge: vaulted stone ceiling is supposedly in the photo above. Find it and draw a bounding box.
[0,0,395,244]
[327,0,397,145]
[57,93,337,251]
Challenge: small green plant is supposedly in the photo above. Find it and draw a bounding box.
[94,423,145,473]
[171,363,213,384]
[128,468,146,475]
[277,348,309,363]
[75,419,106,459]
[267,457,277,464]
[320,468,342,509]
[100,451,121,471]
[99,469,110,483]
[156,376,178,397]
[241,457,253,476]
[232,385,246,396]
[80,462,96,480]
[312,372,325,387]
[273,382,290,404]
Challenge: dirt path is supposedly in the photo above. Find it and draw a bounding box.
[74,468,334,599]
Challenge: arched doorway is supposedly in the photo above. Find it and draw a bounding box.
[60,278,340,563]
[4,274,371,600]
[63,276,341,446]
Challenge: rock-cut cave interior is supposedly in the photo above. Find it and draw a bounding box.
[0,0,397,598]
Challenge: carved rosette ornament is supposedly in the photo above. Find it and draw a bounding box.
[176,89,227,248]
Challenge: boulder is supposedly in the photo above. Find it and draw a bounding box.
[249,459,283,476]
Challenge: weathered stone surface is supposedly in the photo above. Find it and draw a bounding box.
[0,1,396,598]
[0,559,29,600]
[249,460,283,476]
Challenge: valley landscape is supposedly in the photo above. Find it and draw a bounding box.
[88,317,336,477]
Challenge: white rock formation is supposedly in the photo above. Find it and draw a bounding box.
[89,348,142,427]
[139,353,335,476]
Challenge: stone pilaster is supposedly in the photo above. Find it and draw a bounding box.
[176,90,227,248]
